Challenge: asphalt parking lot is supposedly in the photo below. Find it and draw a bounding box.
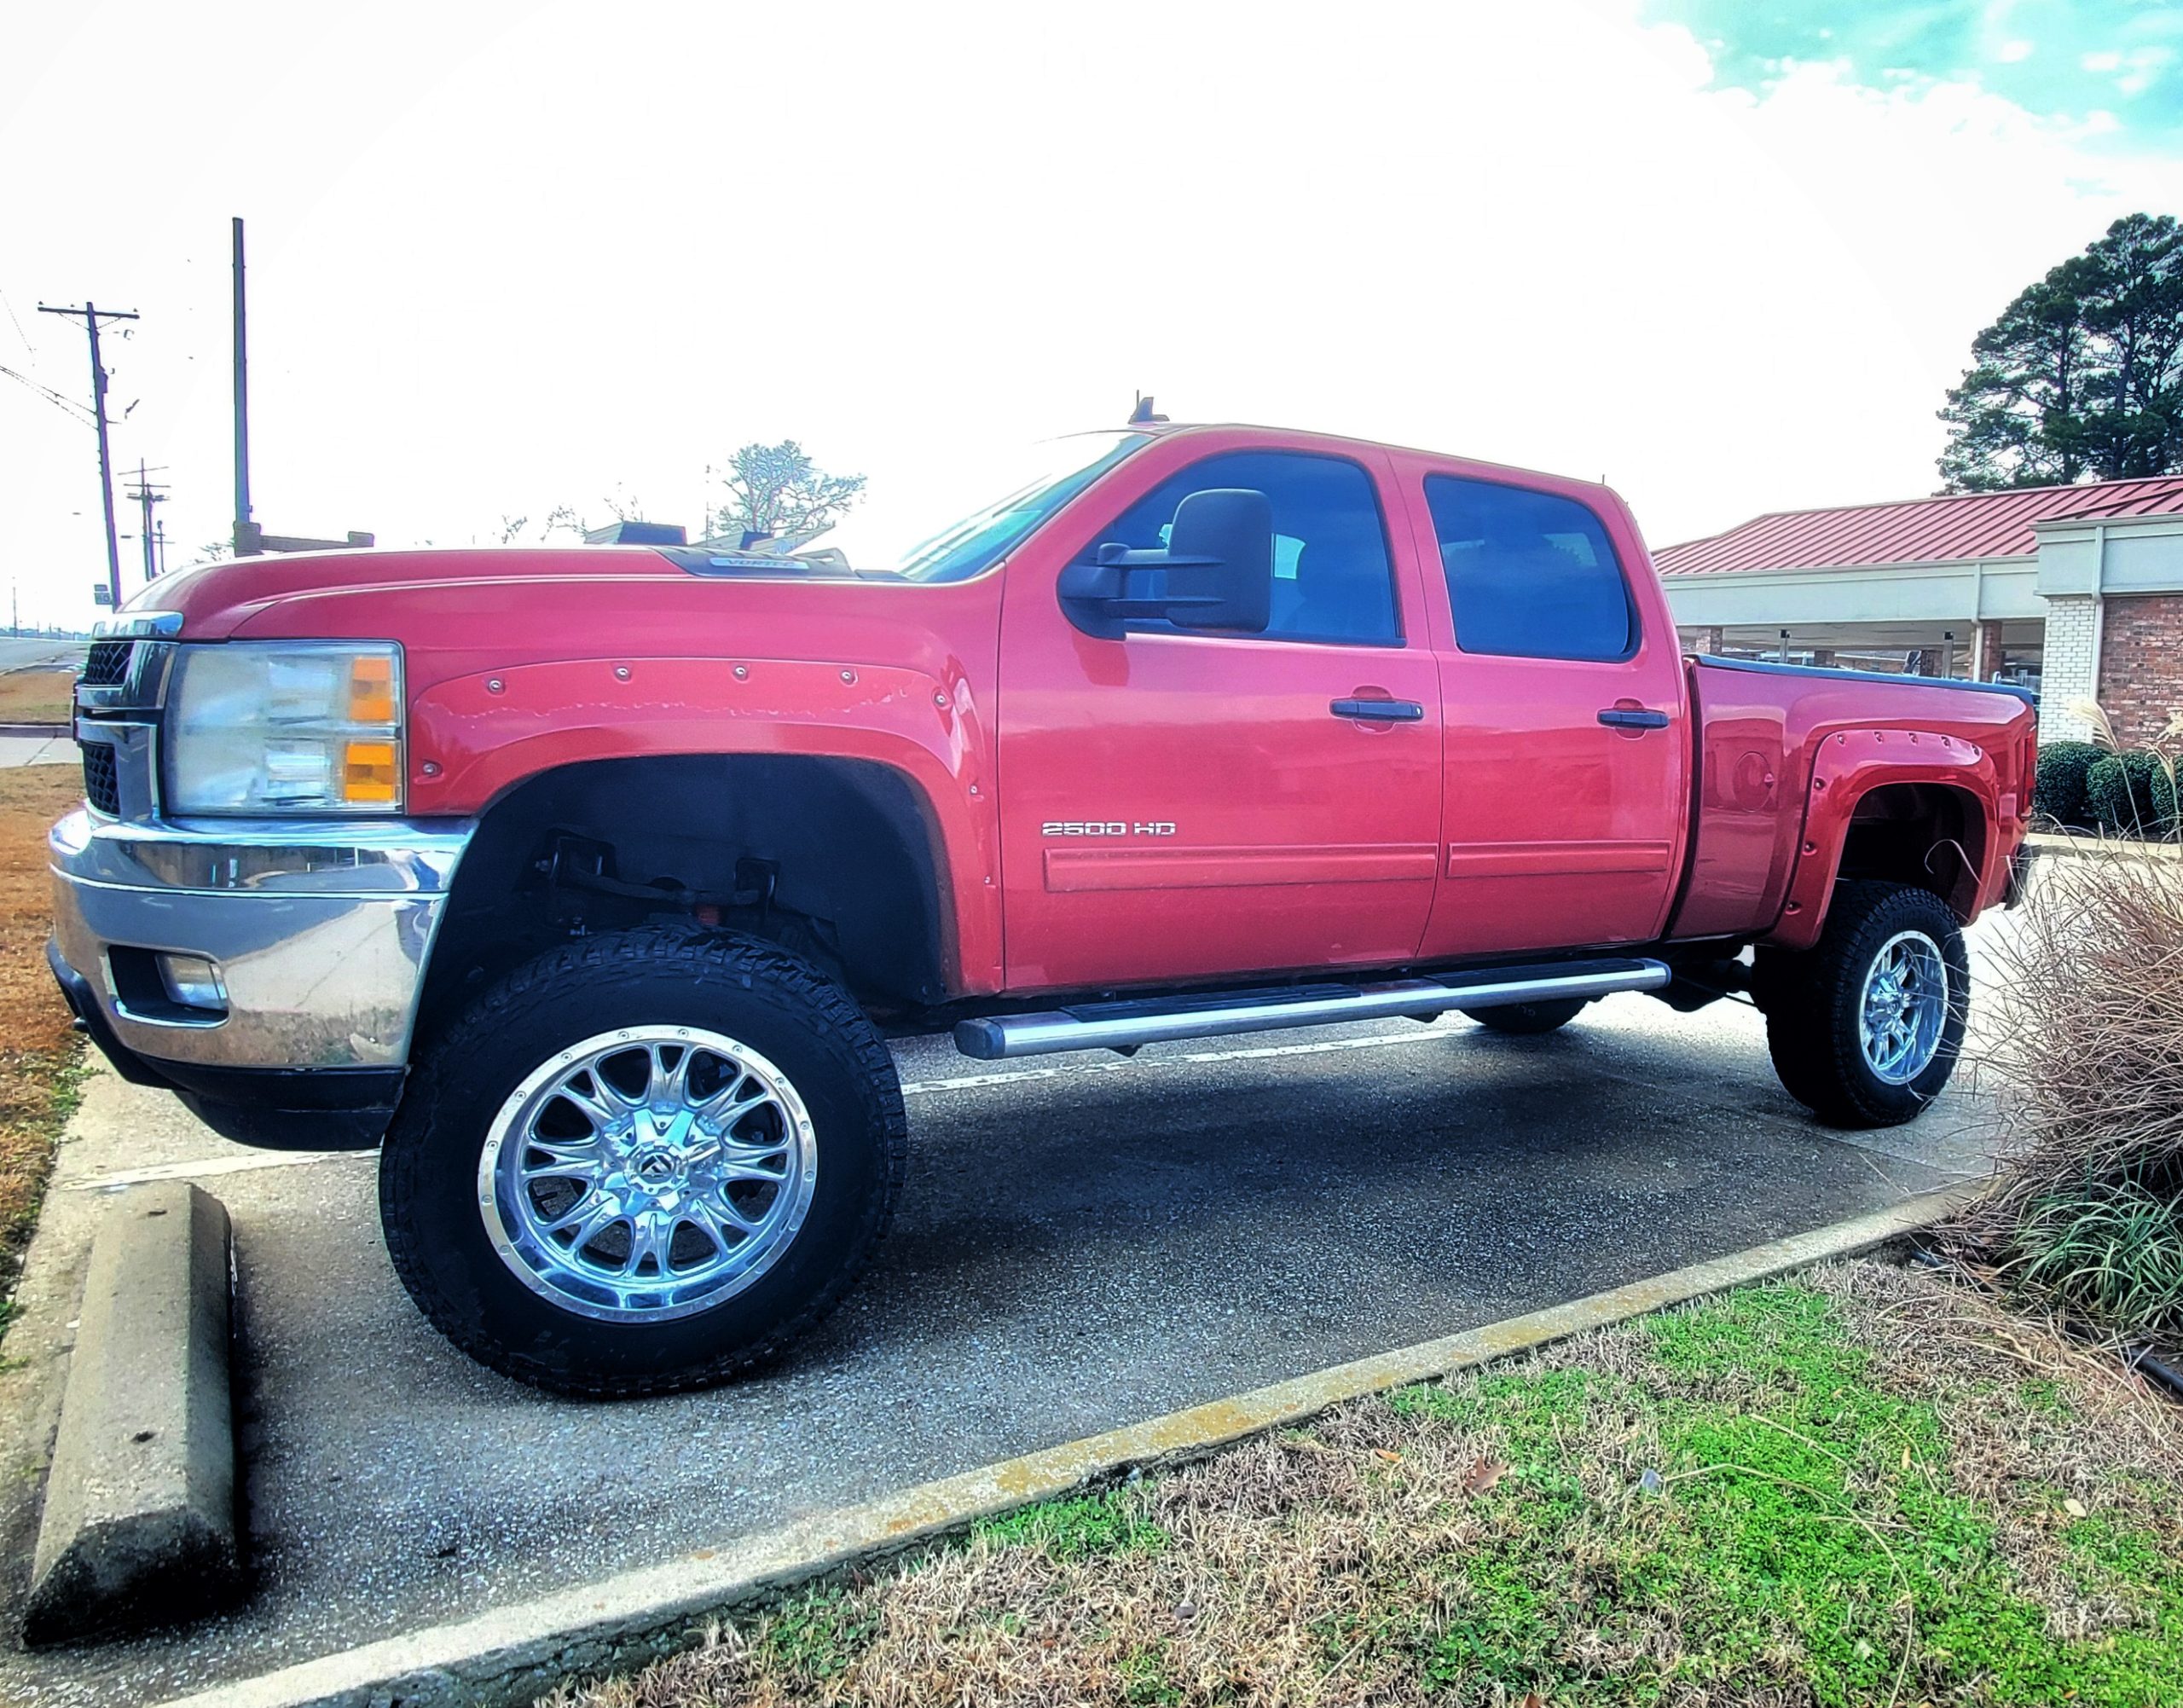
[1,978,2001,1705]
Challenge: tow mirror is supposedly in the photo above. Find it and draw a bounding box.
[1058,488,1273,637]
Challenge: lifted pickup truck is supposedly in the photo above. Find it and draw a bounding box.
[50,421,2036,1395]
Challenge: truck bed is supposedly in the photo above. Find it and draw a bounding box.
[1668,655,2037,947]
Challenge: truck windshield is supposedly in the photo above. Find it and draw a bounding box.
[890,432,1150,582]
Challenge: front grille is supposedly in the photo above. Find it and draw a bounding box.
[81,743,119,816]
[82,640,134,686]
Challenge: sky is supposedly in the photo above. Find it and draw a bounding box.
[2,0,2177,631]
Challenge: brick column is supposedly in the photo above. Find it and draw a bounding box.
[2094,593,2183,748]
[1687,626,1723,655]
[2038,595,2100,743]
[1972,622,2004,682]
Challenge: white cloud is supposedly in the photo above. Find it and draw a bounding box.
[0,0,2174,628]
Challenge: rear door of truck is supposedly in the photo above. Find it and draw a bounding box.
[1389,454,1691,958]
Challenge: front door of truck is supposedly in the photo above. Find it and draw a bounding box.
[996,442,1444,993]
[1398,462,1688,958]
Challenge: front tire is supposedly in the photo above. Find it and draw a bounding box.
[379,929,906,1398]
[1758,881,1968,1129]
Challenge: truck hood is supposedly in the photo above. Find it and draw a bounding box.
[128,545,883,641]
[130,544,1001,713]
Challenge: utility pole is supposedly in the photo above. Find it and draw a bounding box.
[232,216,255,555]
[37,300,139,610]
[123,460,170,583]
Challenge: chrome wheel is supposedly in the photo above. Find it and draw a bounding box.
[1856,929,1948,1086]
[478,1027,818,1323]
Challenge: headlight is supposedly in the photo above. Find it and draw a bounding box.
[165,642,404,815]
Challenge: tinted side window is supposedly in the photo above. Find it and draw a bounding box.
[1425,474,1634,661]
[1094,452,1400,644]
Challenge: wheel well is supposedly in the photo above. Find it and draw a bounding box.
[417,756,951,1040]
[1835,782,1988,919]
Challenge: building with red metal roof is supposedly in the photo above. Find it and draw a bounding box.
[1656,476,2183,747]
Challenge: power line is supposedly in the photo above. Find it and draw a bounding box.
[0,362,96,426]
[0,283,32,355]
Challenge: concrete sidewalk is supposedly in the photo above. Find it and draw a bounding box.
[0,977,2004,1706]
[0,732,72,768]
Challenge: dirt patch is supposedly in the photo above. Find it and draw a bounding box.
[543,1259,2183,1708]
[0,766,87,1321]
[0,670,77,728]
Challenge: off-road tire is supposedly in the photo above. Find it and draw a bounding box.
[379,928,906,1398]
[1758,881,1969,1129]
[1461,998,1588,1035]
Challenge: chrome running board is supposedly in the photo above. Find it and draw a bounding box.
[951,957,1671,1061]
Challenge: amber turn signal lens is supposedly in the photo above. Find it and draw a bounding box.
[348,655,397,725]
[343,740,399,804]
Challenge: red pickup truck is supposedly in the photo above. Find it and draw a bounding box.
[50,421,2035,1395]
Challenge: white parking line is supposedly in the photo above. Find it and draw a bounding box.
[71,1023,1468,1192]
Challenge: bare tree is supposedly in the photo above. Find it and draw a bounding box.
[714,441,866,546]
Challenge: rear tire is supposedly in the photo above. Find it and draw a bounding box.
[1462,998,1587,1035]
[1758,881,1968,1129]
[379,928,906,1398]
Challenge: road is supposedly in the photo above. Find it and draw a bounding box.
[0,972,2001,1705]
[0,640,81,674]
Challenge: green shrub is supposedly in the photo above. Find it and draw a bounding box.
[2006,1179,2183,1335]
[2031,739,2105,828]
[2085,750,2180,837]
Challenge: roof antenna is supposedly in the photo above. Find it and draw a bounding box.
[1129,391,1168,425]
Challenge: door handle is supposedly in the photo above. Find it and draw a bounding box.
[1331,698,1425,723]
[1597,707,1670,730]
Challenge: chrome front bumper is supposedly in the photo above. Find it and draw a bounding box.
[49,808,474,1076]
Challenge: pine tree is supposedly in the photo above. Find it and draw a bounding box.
[1938,214,2183,492]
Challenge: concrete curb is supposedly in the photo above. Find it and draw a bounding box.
[25,1182,240,1644]
[158,1179,1983,1708]
[2024,831,2180,862]
[0,722,69,738]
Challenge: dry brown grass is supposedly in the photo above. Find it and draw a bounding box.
[1943,846,2183,1338]
[0,765,87,1303]
[0,669,76,727]
[542,1260,2183,1708]
[1975,848,2183,1202]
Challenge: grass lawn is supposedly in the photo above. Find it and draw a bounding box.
[549,1260,2183,1708]
[0,669,77,727]
[0,766,86,1333]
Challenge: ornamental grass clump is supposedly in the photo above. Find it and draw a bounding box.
[1961,843,2183,1338]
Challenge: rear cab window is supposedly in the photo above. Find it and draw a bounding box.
[1424,473,1635,661]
